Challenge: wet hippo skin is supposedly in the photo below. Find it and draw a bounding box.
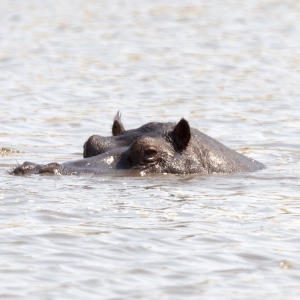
[12,112,265,176]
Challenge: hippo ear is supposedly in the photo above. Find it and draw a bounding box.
[112,111,125,136]
[172,118,191,151]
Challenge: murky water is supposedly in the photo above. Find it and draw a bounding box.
[1,0,300,299]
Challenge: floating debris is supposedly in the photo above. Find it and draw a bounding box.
[0,147,22,156]
[279,260,293,269]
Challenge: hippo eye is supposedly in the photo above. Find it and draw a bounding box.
[143,147,158,162]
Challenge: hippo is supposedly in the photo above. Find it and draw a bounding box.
[12,112,265,176]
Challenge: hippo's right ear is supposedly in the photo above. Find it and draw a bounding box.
[172,118,191,151]
[112,111,126,136]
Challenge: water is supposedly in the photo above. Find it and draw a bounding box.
[1,0,300,299]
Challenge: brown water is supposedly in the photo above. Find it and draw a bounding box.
[1,1,300,299]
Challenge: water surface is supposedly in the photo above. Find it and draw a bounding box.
[1,0,300,299]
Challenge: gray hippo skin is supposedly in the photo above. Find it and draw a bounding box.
[12,112,265,176]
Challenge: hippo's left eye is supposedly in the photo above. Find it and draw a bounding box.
[143,147,158,162]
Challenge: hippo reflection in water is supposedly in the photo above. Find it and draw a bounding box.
[12,112,265,176]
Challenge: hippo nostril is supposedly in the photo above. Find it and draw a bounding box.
[83,135,122,158]
[83,142,87,158]
[83,135,104,158]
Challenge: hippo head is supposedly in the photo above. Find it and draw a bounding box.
[80,112,264,175]
[83,111,190,158]
[12,112,265,176]
[82,112,200,175]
